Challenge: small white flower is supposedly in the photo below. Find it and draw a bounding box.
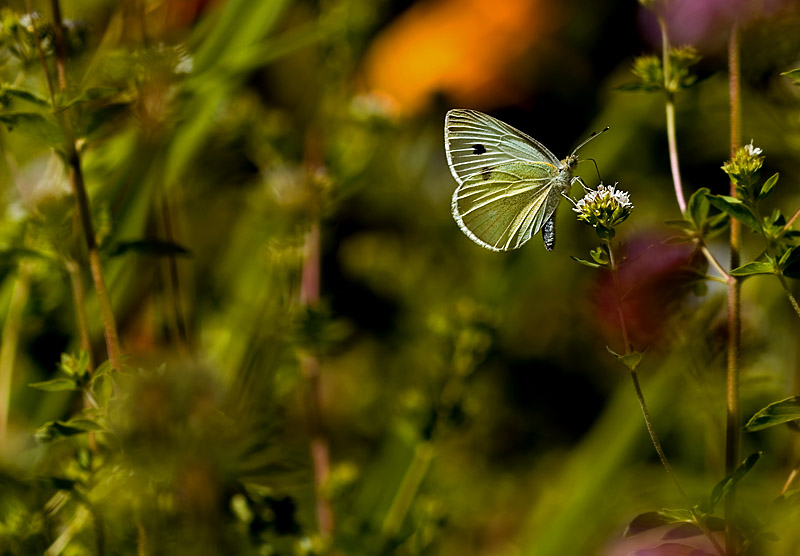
[744,140,762,157]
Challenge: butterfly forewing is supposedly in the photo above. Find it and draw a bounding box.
[445,109,561,185]
[451,162,563,251]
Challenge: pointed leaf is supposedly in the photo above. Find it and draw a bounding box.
[29,378,80,392]
[108,239,191,258]
[624,511,673,537]
[709,452,762,512]
[745,396,800,431]
[1,86,51,107]
[34,417,106,443]
[729,261,775,277]
[782,68,800,85]
[0,112,64,148]
[607,347,645,371]
[758,173,779,201]
[707,195,758,230]
[664,219,695,233]
[687,188,710,229]
[571,256,602,268]
[780,247,800,279]
[0,247,57,266]
[590,247,609,265]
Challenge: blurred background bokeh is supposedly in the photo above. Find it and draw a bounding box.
[2,0,800,554]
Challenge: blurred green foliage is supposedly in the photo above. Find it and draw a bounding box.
[1,0,800,555]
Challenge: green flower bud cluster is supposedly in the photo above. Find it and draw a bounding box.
[574,184,634,239]
[722,141,764,200]
[629,46,700,93]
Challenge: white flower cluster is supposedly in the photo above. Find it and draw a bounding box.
[573,183,633,214]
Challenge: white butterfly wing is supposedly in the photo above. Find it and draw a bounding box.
[451,162,565,251]
[444,109,561,185]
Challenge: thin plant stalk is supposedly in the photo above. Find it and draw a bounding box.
[659,17,687,214]
[65,259,95,371]
[700,244,732,283]
[726,22,742,556]
[779,458,800,496]
[301,218,334,538]
[31,0,123,372]
[382,442,434,539]
[0,265,32,445]
[605,240,726,556]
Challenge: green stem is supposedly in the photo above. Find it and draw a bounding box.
[42,0,123,372]
[726,21,742,556]
[65,259,95,372]
[779,458,800,496]
[659,17,686,214]
[605,240,726,556]
[0,265,32,444]
[381,442,434,540]
[301,219,334,538]
[700,244,732,283]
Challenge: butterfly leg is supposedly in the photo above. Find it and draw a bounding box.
[571,175,593,194]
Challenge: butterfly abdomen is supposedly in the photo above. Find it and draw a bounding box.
[542,216,556,251]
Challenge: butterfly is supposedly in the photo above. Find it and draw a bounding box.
[444,109,605,251]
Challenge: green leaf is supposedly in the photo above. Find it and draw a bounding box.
[0,247,57,266]
[59,351,91,378]
[34,419,101,443]
[707,195,758,230]
[570,256,602,268]
[758,173,779,201]
[729,261,775,277]
[59,87,122,110]
[782,68,800,86]
[624,508,702,538]
[709,452,762,512]
[704,212,730,239]
[82,102,131,139]
[687,187,710,229]
[1,86,51,107]
[624,511,673,537]
[616,82,662,93]
[607,347,645,371]
[28,378,80,392]
[745,396,800,431]
[39,476,79,491]
[590,247,609,265]
[107,239,191,258]
[664,219,694,232]
[780,247,800,279]
[0,112,64,148]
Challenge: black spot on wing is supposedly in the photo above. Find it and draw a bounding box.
[481,167,491,180]
[472,144,487,155]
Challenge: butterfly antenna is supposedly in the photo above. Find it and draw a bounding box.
[570,126,610,157]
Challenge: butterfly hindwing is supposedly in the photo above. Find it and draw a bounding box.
[451,161,564,251]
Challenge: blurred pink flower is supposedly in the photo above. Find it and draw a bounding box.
[639,0,794,51]
[593,232,703,349]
